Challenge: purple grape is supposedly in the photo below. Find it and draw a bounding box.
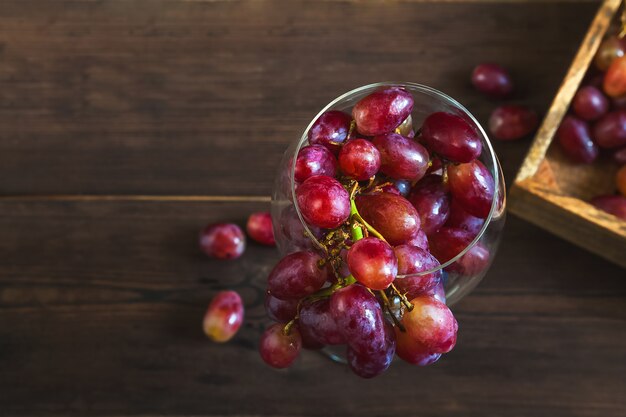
[405,229,429,251]
[556,116,598,164]
[347,321,396,378]
[299,299,346,346]
[308,110,352,154]
[408,175,450,235]
[277,205,321,252]
[267,251,330,300]
[265,292,298,323]
[393,245,442,299]
[572,86,609,121]
[421,112,482,163]
[294,145,338,182]
[445,199,485,238]
[296,175,350,229]
[471,63,513,98]
[329,284,387,356]
[352,87,414,136]
[394,180,411,197]
[592,110,626,148]
[372,133,429,181]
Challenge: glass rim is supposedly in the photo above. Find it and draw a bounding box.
[289,81,502,277]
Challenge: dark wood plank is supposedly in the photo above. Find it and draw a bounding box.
[0,199,624,416]
[0,0,597,196]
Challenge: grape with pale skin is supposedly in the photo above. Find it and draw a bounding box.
[594,36,626,71]
[203,291,244,342]
[401,295,458,354]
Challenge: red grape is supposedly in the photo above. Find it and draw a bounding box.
[401,295,457,354]
[259,323,302,369]
[338,138,381,181]
[296,175,350,229]
[294,145,338,183]
[572,86,609,121]
[556,116,599,164]
[421,112,482,163]
[394,326,441,366]
[448,160,495,218]
[355,193,421,245]
[347,237,398,290]
[308,110,352,154]
[329,284,386,356]
[613,147,626,164]
[612,94,626,109]
[347,322,396,378]
[380,184,401,196]
[199,223,246,260]
[265,292,298,323]
[299,299,345,346]
[471,63,513,98]
[203,290,244,342]
[429,227,490,275]
[489,105,539,141]
[604,55,626,97]
[267,251,330,300]
[592,110,626,149]
[594,36,626,71]
[426,156,443,175]
[405,229,429,251]
[393,245,442,299]
[372,133,429,181]
[616,165,626,196]
[408,175,450,235]
[246,212,275,246]
[445,199,485,238]
[591,195,626,220]
[352,87,414,136]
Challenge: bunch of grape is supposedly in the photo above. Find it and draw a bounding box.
[554,35,626,219]
[261,86,496,378]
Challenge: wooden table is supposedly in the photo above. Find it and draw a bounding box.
[1,1,624,416]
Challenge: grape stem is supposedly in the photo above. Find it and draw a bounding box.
[350,200,387,242]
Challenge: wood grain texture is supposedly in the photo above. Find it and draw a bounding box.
[0,0,597,196]
[0,200,624,416]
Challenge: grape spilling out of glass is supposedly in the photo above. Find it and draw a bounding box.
[263,85,502,378]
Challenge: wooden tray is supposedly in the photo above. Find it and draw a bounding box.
[509,0,626,268]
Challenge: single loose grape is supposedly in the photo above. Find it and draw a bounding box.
[203,290,244,342]
[471,63,513,98]
[199,223,246,260]
[246,212,275,246]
